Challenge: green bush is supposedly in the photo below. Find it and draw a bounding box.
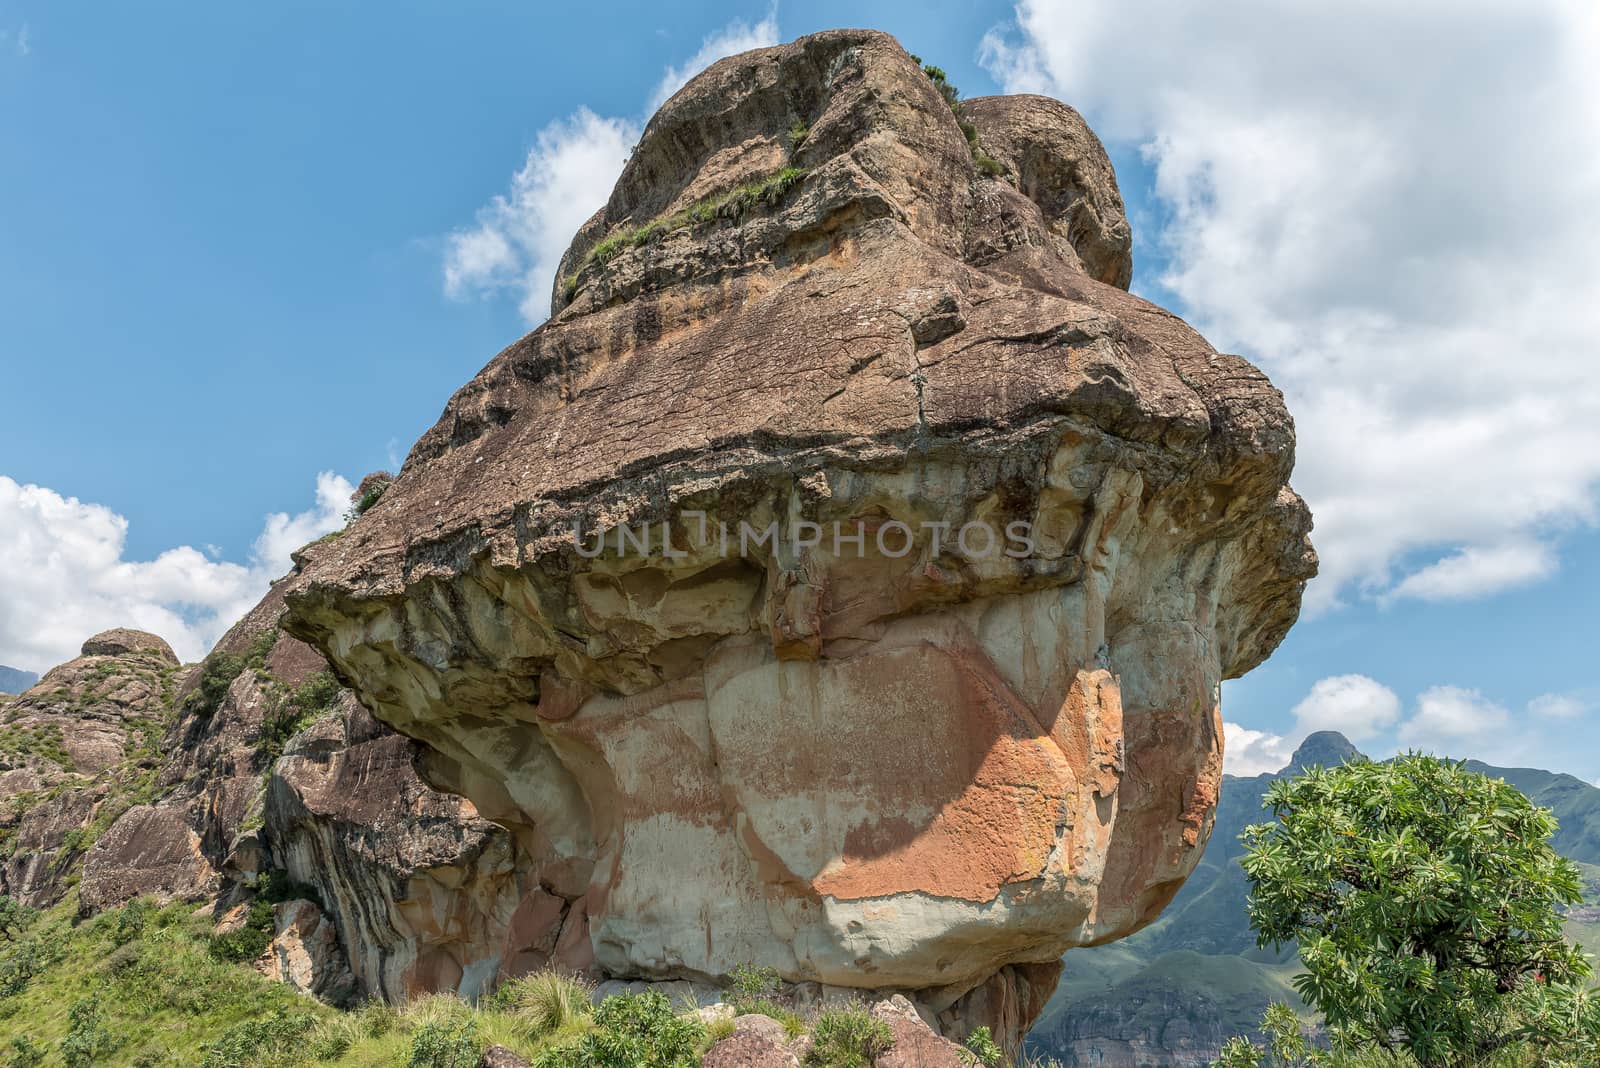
[59,998,117,1067]
[727,962,782,1012]
[787,119,809,154]
[258,670,342,759]
[183,652,245,722]
[536,990,703,1068]
[489,969,593,1038]
[6,1036,44,1068]
[963,1025,1003,1067]
[207,872,322,962]
[805,1007,894,1068]
[407,1018,481,1068]
[200,1009,315,1068]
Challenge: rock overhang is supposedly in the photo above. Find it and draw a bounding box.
[282,25,1315,1051]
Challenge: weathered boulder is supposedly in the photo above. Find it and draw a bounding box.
[283,27,1314,1051]
[873,994,968,1068]
[256,897,359,1005]
[703,1031,799,1068]
[80,629,178,663]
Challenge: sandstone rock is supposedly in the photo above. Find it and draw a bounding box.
[283,27,1314,1052]
[257,897,358,1005]
[872,994,968,1068]
[266,698,554,1001]
[733,1013,793,1045]
[703,1032,799,1068]
[0,631,176,905]
[478,1047,532,1068]
[80,629,178,663]
[79,803,216,913]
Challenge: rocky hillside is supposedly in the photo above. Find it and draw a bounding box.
[1025,733,1600,1067]
[0,665,38,695]
[3,27,1315,1064]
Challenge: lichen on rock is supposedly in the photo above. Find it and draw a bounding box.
[282,27,1316,1052]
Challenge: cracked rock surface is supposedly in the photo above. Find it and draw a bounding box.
[284,27,1315,1051]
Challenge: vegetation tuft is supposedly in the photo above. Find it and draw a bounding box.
[910,54,1009,180]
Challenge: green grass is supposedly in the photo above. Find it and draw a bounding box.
[560,165,809,300]
[0,897,329,1066]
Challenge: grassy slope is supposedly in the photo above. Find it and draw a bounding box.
[0,898,324,1065]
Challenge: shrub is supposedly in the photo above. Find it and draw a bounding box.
[0,895,36,944]
[537,990,702,1068]
[347,471,393,521]
[354,998,399,1038]
[258,670,342,759]
[805,1007,894,1068]
[1213,1003,1326,1067]
[407,1018,481,1068]
[491,969,594,1038]
[963,1025,1003,1067]
[183,652,245,722]
[200,1009,315,1068]
[6,1036,44,1068]
[59,998,117,1067]
[727,962,782,1012]
[787,119,809,154]
[973,151,1005,178]
[307,1014,363,1061]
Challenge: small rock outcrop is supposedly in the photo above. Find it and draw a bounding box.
[284,27,1315,1053]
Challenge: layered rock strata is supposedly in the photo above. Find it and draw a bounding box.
[272,27,1315,1050]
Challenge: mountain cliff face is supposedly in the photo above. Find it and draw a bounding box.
[278,26,1314,1053]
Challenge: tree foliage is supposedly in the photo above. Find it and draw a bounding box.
[1240,753,1600,1066]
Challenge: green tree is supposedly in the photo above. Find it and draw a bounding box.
[1240,753,1600,1067]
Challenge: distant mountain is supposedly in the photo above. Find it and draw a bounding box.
[0,665,39,694]
[1026,732,1600,1068]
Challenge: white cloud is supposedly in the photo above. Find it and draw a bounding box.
[648,9,780,111]
[444,11,781,323]
[1384,541,1557,604]
[0,472,351,673]
[1529,693,1590,720]
[1398,685,1511,753]
[1290,674,1400,742]
[982,0,1600,612]
[444,109,639,323]
[1223,721,1296,777]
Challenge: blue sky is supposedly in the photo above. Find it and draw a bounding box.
[4,1,1597,780]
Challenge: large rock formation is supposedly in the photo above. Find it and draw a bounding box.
[283,28,1314,1050]
[0,630,177,904]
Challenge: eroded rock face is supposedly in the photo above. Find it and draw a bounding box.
[1,631,176,905]
[284,28,1314,1051]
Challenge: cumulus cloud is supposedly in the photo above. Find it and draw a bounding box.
[1529,693,1590,720]
[444,12,781,323]
[1223,721,1296,778]
[981,0,1600,612]
[1398,685,1511,753]
[0,472,351,673]
[1290,674,1401,742]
